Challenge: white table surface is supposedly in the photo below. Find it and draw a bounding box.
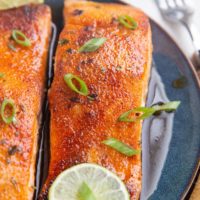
[122,0,200,62]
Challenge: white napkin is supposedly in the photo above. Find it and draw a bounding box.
[121,0,200,63]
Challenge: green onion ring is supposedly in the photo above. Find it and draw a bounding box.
[118,15,138,30]
[118,101,181,122]
[12,30,31,47]
[79,38,107,53]
[118,107,155,122]
[64,73,89,96]
[0,99,16,124]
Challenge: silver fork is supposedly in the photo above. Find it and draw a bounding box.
[156,0,200,66]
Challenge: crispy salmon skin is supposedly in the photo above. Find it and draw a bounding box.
[0,4,51,200]
[40,0,152,199]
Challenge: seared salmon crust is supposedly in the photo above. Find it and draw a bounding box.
[0,4,51,200]
[40,1,152,199]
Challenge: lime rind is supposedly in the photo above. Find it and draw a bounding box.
[49,163,130,200]
[0,0,44,10]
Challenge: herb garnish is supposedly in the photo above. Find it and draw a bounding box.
[64,73,89,96]
[12,30,31,47]
[77,182,96,200]
[102,138,140,157]
[0,99,16,124]
[118,101,181,122]
[151,102,164,116]
[79,38,107,53]
[118,15,138,30]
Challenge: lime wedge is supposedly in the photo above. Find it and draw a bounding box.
[0,0,44,10]
[49,163,130,200]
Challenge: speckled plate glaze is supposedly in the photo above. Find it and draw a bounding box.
[42,0,200,199]
[143,22,200,200]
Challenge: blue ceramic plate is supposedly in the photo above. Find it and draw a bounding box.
[142,22,200,200]
[43,0,200,199]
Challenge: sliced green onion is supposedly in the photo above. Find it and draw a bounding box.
[64,73,89,96]
[118,101,181,122]
[0,99,16,124]
[79,38,107,53]
[152,101,181,112]
[118,15,138,30]
[102,138,140,157]
[118,107,155,122]
[12,30,31,47]
[0,73,4,78]
[77,182,96,200]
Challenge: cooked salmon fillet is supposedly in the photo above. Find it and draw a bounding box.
[0,4,51,200]
[40,0,152,199]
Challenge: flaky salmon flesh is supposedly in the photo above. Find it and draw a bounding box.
[0,4,51,200]
[40,0,152,200]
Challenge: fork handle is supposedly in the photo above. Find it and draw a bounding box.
[182,22,200,68]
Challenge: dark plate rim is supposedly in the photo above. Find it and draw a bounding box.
[43,1,200,199]
[149,18,200,199]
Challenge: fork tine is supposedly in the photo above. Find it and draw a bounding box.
[165,0,176,8]
[174,0,184,7]
[181,0,190,5]
[156,0,168,11]
[179,0,195,13]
